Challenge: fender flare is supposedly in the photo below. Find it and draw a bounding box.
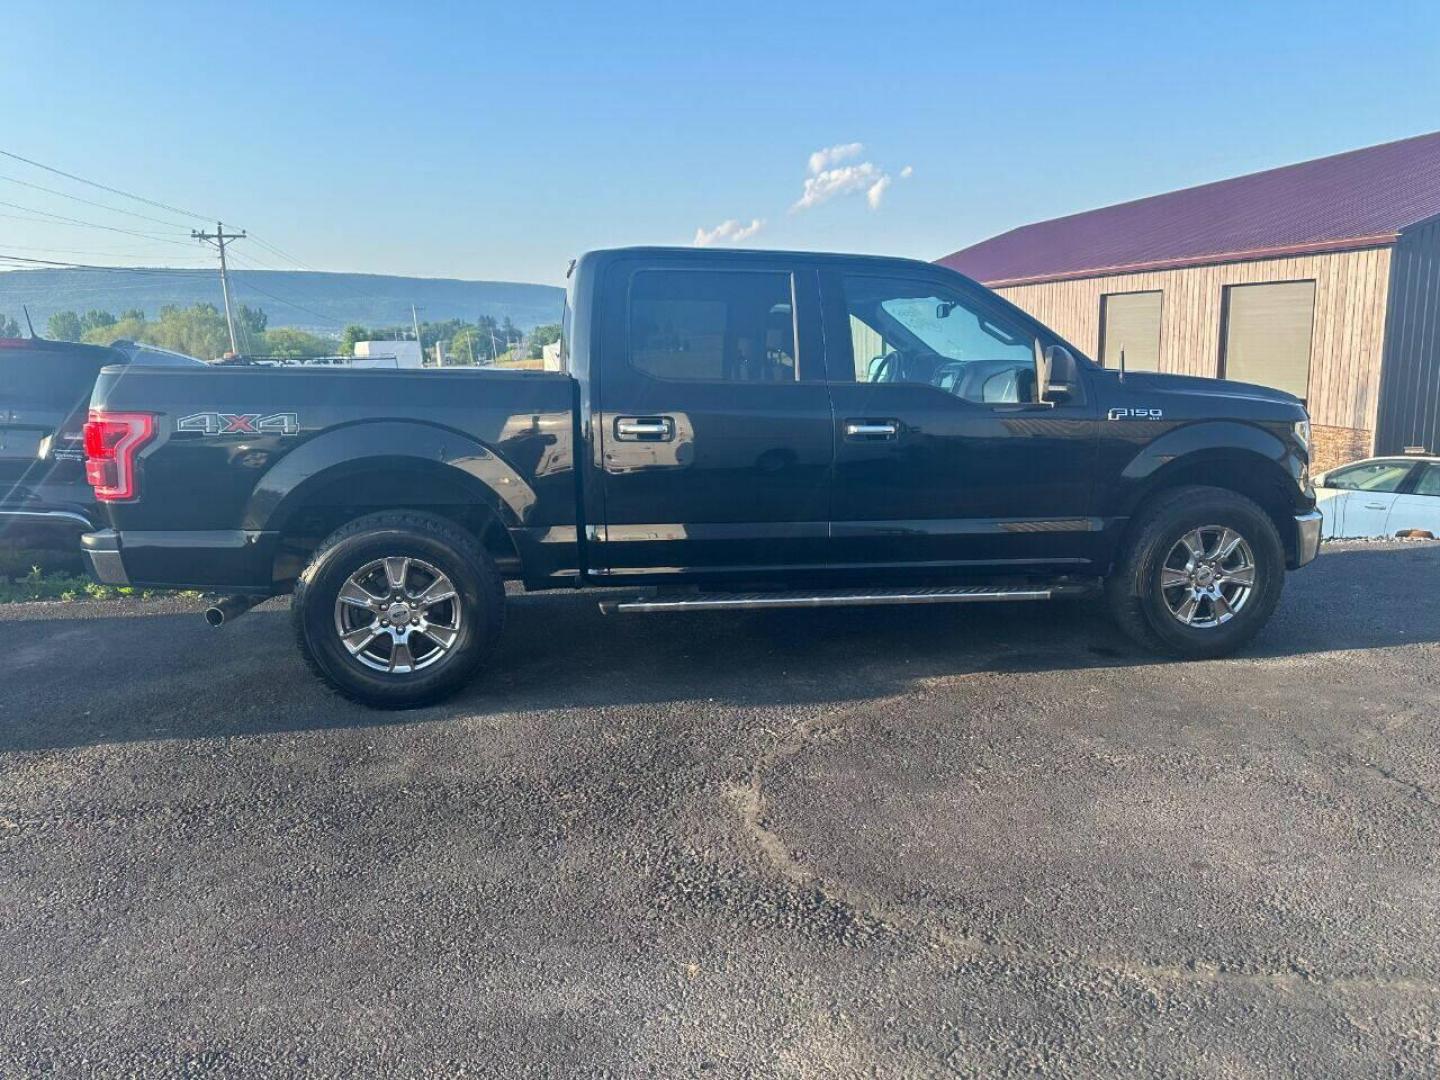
[242,419,538,533]
[1111,420,1303,519]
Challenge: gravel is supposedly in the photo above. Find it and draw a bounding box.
[2,540,1437,1077]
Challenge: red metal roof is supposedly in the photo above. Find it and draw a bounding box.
[939,131,1440,287]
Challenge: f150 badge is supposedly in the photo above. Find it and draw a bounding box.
[1107,407,1164,421]
[177,411,300,436]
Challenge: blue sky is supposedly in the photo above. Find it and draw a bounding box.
[2,0,1438,285]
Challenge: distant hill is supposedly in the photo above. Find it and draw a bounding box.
[0,268,565,335]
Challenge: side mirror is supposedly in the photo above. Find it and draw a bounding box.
[1041,344,1079,403]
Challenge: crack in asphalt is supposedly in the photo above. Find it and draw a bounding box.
[729,703,1440,1000]
[1347,756,1440,810]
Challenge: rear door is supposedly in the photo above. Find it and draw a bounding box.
[1383,462,1440,536]
[592,256,833,580]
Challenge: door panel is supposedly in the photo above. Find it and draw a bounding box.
[1344,494,1399,537]
[594,260,833,579]
[822,270,1099,572]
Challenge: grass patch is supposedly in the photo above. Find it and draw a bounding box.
[0,564,202,604]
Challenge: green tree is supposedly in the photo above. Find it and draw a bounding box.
[262,327,332,358]
[82,314,147,347]
[528,323,561,359]
[47,310,83,341]
[340,324,371,356]
[0,314,20,338]
[237,304,268,335]
[120,308,145,322]
[80,310,117,336]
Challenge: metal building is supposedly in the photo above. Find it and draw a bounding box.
[940,131,1440,470]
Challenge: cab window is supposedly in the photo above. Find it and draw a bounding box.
[839,275,1036,403]
[628,270,796,382]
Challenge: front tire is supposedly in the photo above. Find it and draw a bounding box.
[1105,486,1284,658]
[292,511,504,708]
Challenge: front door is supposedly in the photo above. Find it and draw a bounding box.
[593,258,833,580]
[1319,458,1417,537]
[820,269,1099,574]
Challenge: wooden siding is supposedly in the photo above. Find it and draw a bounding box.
[994,247,1393,432]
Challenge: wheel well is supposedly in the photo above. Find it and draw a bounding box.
[1126,454,1299,563]
[269,465,521,589]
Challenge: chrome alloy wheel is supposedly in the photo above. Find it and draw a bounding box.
[333,556,461,673]
[1159,526,1257,629]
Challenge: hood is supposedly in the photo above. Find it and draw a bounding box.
[1112,370,1305,409]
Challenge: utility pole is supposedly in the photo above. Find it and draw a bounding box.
[410,304,426,365]
[192,221,246,355]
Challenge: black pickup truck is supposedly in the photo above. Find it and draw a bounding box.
[82,247,1321,707]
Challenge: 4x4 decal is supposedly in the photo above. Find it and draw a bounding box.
[177,411,300,436]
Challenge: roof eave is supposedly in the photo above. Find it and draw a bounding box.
[967,233,1400,289]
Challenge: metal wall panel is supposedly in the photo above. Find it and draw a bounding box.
[1375,218,1440,455]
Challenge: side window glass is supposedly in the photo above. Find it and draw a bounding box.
[1325,462,1413,493]
[1413,464,1440,497]
[840,275,1036,403]
[629,270,796,382]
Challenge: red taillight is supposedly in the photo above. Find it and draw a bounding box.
[83,410,155,501]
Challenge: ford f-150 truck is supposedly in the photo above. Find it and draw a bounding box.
[82,247,1321,707]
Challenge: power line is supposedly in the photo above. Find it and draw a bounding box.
[245,232,318,271]
[0,200,194,245]
[0,148,213,222]
[0,242,211,262]
[0,172,195,230]
[225,266,346,328]
[0,253,214,276]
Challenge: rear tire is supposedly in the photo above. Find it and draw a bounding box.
[292,511,504,708]
[1105,485,1284,658]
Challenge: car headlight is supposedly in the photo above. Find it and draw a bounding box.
[1294,418,1311,453]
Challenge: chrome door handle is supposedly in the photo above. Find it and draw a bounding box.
[844,420,898,439]
[615,416,674,441]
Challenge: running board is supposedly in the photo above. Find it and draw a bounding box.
[598,585,1054,615]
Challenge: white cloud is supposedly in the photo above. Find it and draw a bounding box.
[692,217,764,247]
[794,145,914,213]
[807,142,865,176]
[793,161,884,212]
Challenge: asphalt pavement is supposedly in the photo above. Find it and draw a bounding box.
[2,541,1438,1077]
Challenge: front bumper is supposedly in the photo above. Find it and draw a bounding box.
[1292,509,1322,568]
[82,528,281,591]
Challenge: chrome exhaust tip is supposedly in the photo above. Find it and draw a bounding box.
[204,593,263,627]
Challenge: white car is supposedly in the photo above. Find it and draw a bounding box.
[1314,455,1440,538]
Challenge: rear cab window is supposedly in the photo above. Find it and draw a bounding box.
[0,345,113,409]
[627,270,796,383]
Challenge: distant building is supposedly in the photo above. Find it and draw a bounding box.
[352,339,422,369]
[941,131,1440,470]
